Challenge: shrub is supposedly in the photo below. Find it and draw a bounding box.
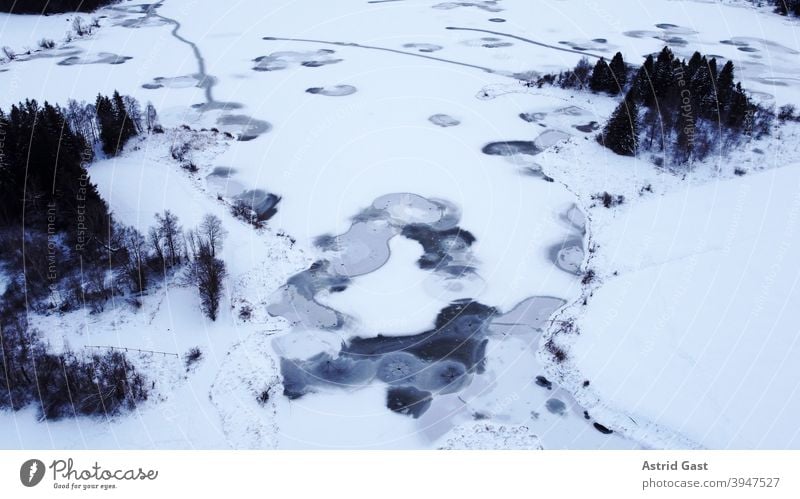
[257,388,271,405]
[184,347,203,369]
[238,305,253,322]
[37,38,56,49]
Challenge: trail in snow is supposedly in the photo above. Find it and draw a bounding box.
[262,36,501,75]
[446,26,603,59]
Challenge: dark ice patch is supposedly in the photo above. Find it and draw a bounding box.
[432,1,503,13]
[401,224,476,271]
[573,121,600,133]
[482,141,541,156]
[308,353,376,387]
[306,84,358,96]
[416,360,469,394]
[58,53,132,66]
[403,43,443,53]
[216,114,272,141]
[376,352,425,385]
[253,50,343,71]
[535,375,553,390]
[546,398,567,415]
[387,386,432,418]
[520,112,546,123]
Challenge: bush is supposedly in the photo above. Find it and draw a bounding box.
[545,339,568,363]
[184,347,203,369]
[37,38,56,49]
[591,192,625,208]
[778,104,797,122]
[257,388,271,405]
[231,199,259,227]
[238,305,253,322]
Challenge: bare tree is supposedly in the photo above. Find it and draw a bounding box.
[198,214,227,257]
[148,225,164,268]
[122,96,143,133]
[154,210,182,268]
[121,226,148,293]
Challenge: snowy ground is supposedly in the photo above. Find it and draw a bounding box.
[1,0,799,449]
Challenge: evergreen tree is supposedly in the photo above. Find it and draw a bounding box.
[631,55,655,106]
[0,99,107,251]
[95,91,138,156]
[113,91,137,145]
[95,94,117,155]
[708,57,718,82]
[689,59,717,119]
[716,60,736,111]
[599,96,639,156]
[686,51,704,81]
[589,57,613,93]
[651,47,675,102]
[609,52,627,94]
[727,83,751,130]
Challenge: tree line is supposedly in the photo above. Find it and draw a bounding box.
[537,47,772,164]
[0,93,156,255]
[0,0,118,14]
[759,0,800,16]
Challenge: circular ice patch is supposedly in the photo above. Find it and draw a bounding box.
[310,355,376,386]
[417,360,469,394]
[546,398,567,415]
[376,352,425,384]
[429,114,461,127]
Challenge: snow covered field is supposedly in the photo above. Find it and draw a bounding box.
[1,0,800,449]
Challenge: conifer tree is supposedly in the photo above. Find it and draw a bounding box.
[689,60,717,119]
[686,51,703,81]
[589,57,613,93]
[113,91,137,145]
[95,94,117,155]
[716,60,736,111]
[95,92,139,156]
[631,55,655,106]
[609,52,627,94]
[599,96,639,156]
[652,47,675,102]
[727,83,750,130]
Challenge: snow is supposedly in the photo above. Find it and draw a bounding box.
[0,12,76,56]
[560,164,800,449]
[1,0,800,449]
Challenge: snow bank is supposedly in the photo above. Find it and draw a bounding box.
[569,165,800,449]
